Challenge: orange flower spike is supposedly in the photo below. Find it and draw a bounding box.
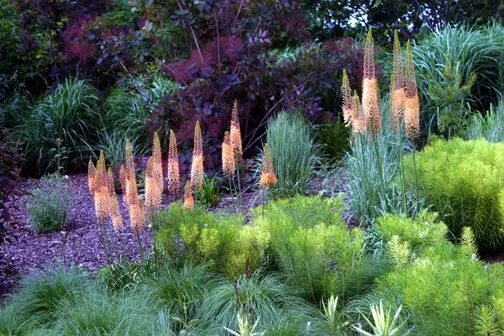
[222,131,235,177]
[191,121,204,191]
[351,91,366,135]
[144,156,155,212]
[94,151,109,221]
[260,144,277,188]
[119,164,126,196]
[152,131,163,192]
[362,28,381,135]
[167,129,180,198]
[404,40,420,139]
[390,30,406,131]
[183,182,194,209]
[129,199,144,233]
[88,158,96,195]
[107,167,123,231]
[341,69,354,127]
[230,100,243,162]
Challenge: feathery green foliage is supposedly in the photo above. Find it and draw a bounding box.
[153,203,268,278]
[252,196,369,303]
[363,212,504,336]
[402,138,504,252]
[265,111,318,197]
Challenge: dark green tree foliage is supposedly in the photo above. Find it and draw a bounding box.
[302,0,504,41]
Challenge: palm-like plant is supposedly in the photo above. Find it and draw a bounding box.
[353,301,409,336]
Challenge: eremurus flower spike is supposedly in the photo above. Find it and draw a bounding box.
[88,158,96,195]
[341,69,354,127]
[404,40,420,139]
[145,132,163,213]
[222,131,235,177]
[167,129,180,198]
[390,30,406,131]
[362,28,381,135]
[191,121,204,191]
[260,143,276,188]
[183,182,194,209]
[230,100,243,163]
[107,167,122,231]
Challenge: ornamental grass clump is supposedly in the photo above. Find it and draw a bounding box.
[265,111,316,197]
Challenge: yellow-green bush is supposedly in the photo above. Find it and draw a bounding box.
[402,138,504,252]
[152,203,268,279]
[370,212,504,336]
[252,195,370,303]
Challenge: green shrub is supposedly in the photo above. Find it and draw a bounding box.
[467,99,504,142]
[377,211,447,254]
[27,174,69,233]
[153,203,269,278]
[13,78,100,174]
[252,195,369,303]
[265,111,317,197]
[402,138,504,252]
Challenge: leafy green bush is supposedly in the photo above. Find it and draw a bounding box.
[402,138,504,252]
[467,99,504,142]
[13,78,100,174]
[252,195,369,303]
[152,203,268,278]
[27,174,69,233]
[265,111,318,197]
[367,212,504,336]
